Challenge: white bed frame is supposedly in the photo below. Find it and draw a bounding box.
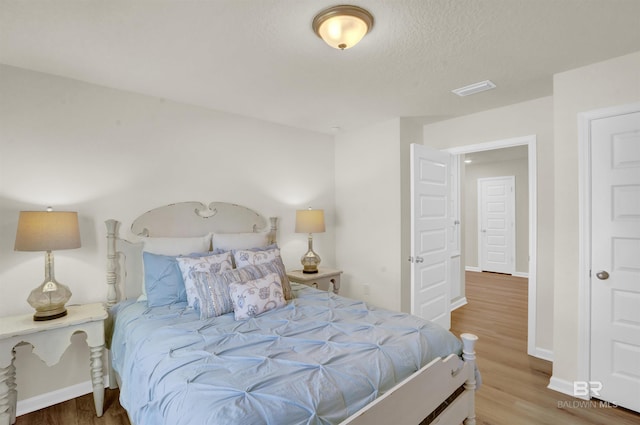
[105,201,478,425]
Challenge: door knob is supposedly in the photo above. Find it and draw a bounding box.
[595,270,609,280]
[415,257,424,263]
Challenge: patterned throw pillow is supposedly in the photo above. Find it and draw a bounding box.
[191,271,235,319]
[177,252,234,308]
[232,248,292,300]
[228,273,285,320]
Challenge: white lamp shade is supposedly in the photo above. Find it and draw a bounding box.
[295,209,326,234]
[15,211,81,251]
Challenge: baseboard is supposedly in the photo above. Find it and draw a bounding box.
[529,346,554,362]
[17,374,109,416]
[548,376,589,400]
[465,266,529,278]
[450,297,468,311]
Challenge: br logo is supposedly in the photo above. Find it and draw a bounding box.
[573,381,602,397]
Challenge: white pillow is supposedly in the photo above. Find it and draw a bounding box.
[177,252,234,308]
[229,273,286,320]
[142,233,212,255]
[138,233,213,300]
[212,232,269,251]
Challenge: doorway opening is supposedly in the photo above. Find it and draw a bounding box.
[445,135,540,359]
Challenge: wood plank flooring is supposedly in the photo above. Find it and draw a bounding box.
[15,387,128,425]
[15,271,640,424]
[450,271,640,425]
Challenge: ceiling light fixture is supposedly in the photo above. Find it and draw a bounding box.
[312,5,374,50]
[452,80,497,97]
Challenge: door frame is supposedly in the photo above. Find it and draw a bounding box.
[445,135,539,358]
[576,101,640,387]
[477,176,516,275]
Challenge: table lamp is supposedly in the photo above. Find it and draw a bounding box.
[295,208,325,274]
[14,210,81,321]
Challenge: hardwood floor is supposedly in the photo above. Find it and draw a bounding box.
[15,388,129,425]
[15,271,640,424]
[451,271,640,425]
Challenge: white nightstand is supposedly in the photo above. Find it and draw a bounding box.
[0,303,107,425]
[287,268,342,294]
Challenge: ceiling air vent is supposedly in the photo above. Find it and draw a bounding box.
[452,80,496,97]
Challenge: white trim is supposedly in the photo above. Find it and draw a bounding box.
[450,297,468,311]
[577,101,640,385]
[445,135,538,358]
[532,347,554,362]
[16,375,110,416]
[465,266,528,278]
[548,376,587,400]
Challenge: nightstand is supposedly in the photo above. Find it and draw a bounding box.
[287,268,342,294]
[0,303,107,425]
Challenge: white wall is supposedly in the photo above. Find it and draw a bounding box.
[464,157,529,274]
[422,96,554,352]
[0,65,335,405]
[334,118,403,311]
[551,51,640,385]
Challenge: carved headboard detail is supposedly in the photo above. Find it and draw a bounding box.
[105,202,278,306]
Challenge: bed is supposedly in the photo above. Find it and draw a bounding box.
[105,202,478,425]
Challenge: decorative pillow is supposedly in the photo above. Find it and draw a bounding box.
[212,232,269,251]
[191,271,235,319]
[177,252,234,308]
[229,273,285,320]
[138,234,212,300]
[233,248,292,300]
[143,252,188,307]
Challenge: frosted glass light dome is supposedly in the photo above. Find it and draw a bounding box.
[312,5,374,50]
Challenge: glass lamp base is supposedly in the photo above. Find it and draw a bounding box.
[28,279,72,322]
[301,251,321,274]
[33,307,68,321]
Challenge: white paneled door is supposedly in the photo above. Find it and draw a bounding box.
[590,110,640,412]
[410,144,452,330]
[478,176,515,274]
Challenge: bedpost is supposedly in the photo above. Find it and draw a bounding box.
[268,217,278,245]
[105,220,119,308]
[461,333,478,425]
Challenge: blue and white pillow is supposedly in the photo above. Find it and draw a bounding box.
[177,252,234,308]
[229,273,285,320]
[191,271,235,319]
[232,248,292,300]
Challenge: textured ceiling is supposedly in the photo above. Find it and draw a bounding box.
[1,0,639,134]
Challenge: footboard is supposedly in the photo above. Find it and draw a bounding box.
[342,333,478,425]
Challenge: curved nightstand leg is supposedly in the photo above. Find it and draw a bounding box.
[89,345,105,417]
[0,350,16,425]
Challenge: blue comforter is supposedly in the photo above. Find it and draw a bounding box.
[111,283,462,425]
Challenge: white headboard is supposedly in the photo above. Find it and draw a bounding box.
[105,201,277,307]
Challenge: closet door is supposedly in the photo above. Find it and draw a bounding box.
[590,110,640,412]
